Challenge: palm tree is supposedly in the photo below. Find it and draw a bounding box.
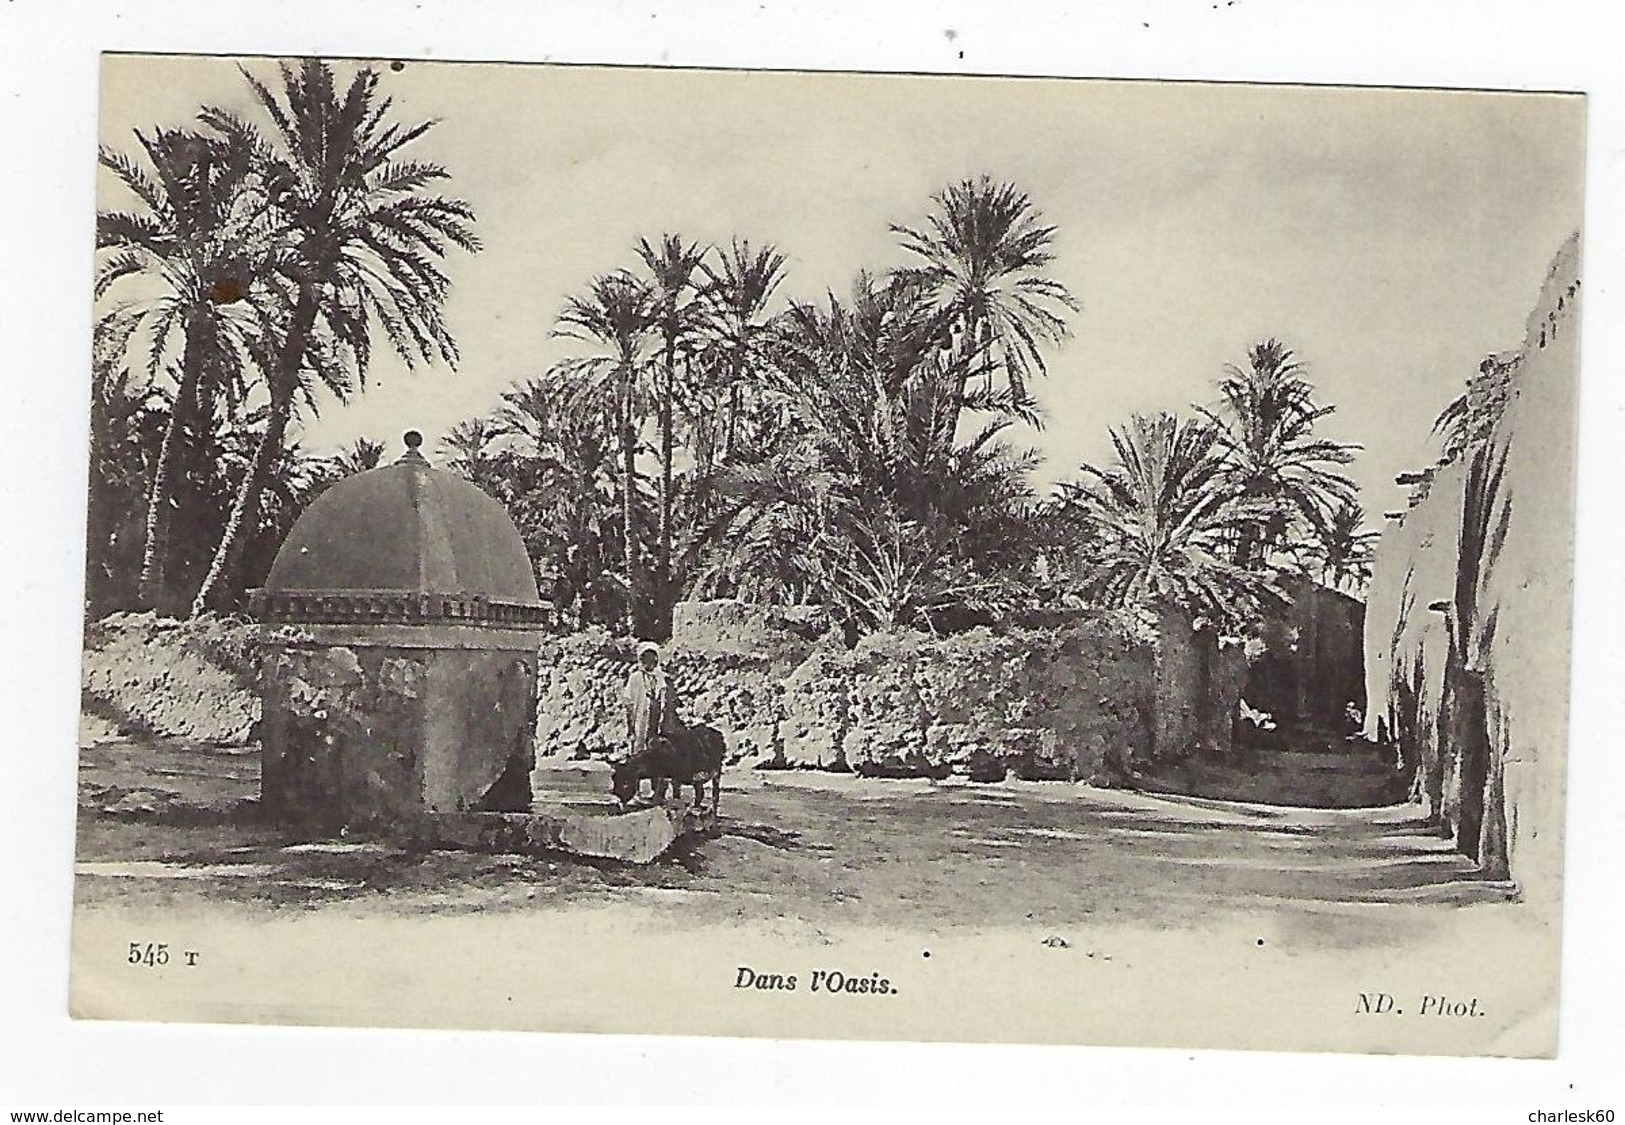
[553,271,655,634]
[812,422,1042,634]
[190,59,479,616]
[214,428,333,589]
[688,446,841,606]
[773,271,957,495]
[635,233,709,628]
[933,419,1046,585]
[891,175,1079,441]
[86,313,170,614]
[812,503,1004,634]
[96,127,275,612]
[294,436,387,509]
[1312,499,1381,593]
[329,436,386,476]
[489,371,624,626]
[696,238,788,467]
[693,272,1042,632]
[1058,412,1284,630]
[439,418,501,488]
[1432,352,1521,466]
[1198,339,1359,570]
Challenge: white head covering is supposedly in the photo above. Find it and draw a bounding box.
[637,641,661,659]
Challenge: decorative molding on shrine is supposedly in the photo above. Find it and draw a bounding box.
[251,587,554,628]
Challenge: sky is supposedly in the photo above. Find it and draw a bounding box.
[97,54,1586,520]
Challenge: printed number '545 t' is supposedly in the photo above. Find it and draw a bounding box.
[128,942,169,967]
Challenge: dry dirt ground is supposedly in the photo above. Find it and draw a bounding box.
[73,746,1513,950]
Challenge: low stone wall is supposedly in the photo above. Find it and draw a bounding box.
[533,631,788,765]
[537,608,1244,784]
[670,599,835,658]
[791,623,1157,780]
[80,602,1251,791]
[79,612,280,744]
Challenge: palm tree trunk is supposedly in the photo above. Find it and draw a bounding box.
[137,324,205,611]
[191,287,319,617]
[1234,482,1268,569]
[622,359,638,636]
[1235,524,1259,569]
[1296,585,1317,724]
[84,392,112,614]
[723,387,738,465]
[191,399,288,617]
[657,337,676,636]
[691,357,715,478]
[722,349,742,465]
[136,406,180,611]
[941,310,986,451]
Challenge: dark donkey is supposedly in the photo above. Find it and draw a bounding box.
[611,721,725,812]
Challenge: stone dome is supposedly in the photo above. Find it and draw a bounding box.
[260,433,543,624]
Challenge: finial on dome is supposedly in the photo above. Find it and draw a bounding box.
[398,429,428,464]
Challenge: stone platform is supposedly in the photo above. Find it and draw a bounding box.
[433,803,716,865]
[465,761,719,864]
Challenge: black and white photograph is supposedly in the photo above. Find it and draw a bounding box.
[61,49,1586,1059]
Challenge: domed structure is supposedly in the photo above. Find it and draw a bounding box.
[257,432,546,626]
[255,433,546,834]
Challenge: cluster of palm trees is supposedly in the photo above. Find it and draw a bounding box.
[436,177,1079,638]
[1055,340,1374,633]
[86,57,1376,640]
[89,59,477,617]
[445,205,1368,641]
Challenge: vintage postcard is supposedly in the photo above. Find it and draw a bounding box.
[71,53,1585,1057]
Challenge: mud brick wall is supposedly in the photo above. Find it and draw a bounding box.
[1246,580,1367,730]
[1364,233,1580,896]
[1363,460,1465,807]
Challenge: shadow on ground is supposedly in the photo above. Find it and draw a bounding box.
[73,742,1512,946]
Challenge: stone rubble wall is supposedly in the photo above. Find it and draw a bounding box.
[532,631,788,765]
[537,602,1244,783]
[81,601,1249,789]
[79,612,283,744]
